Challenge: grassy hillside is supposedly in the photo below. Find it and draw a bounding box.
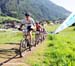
[0,0,70,20]
[0,16,20,23]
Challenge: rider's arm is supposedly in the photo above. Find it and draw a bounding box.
[18,20,24,30]
[31,18,36,30]
[20,24,23,28]
[31,18,35,26]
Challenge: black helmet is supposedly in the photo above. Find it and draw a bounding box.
[25,12,30,16]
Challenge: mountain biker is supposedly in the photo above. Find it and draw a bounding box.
[41,23,46,34]
[18,12,35,49]
[35,21,42,32]
[39,22,47,40]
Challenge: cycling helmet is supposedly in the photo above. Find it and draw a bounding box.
[25,12,31,16]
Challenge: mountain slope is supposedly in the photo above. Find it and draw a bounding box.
[0,0,71,20]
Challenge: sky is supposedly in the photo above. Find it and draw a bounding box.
[50,0,75,12]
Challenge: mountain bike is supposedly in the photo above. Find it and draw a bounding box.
[34,31,42,46]
[19,30,31,57]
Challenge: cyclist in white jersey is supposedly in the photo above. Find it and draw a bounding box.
[19,12,35,43]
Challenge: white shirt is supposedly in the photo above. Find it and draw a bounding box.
[21,17,35,28]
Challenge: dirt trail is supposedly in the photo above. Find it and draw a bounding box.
[0,42,44,66]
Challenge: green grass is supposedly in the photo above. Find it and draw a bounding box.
[0,29,22,44]
[46,27,75,66]
[45,24,59,32]
[0,29,35,44]
[23,25,75,66]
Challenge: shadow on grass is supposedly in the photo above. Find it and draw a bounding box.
[4,43,19,45]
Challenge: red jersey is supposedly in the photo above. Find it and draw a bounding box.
[36,23,41,31]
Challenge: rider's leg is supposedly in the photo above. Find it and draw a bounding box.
[27,31,32,51]
[28,31,32,43]
[27,26,33,43]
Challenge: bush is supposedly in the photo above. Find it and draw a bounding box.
[72,23,75,26]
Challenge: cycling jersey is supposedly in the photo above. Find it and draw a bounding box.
[21,17,35,32]
[36,23,41,31]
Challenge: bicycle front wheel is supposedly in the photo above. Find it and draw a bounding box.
[19,39,27,57]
